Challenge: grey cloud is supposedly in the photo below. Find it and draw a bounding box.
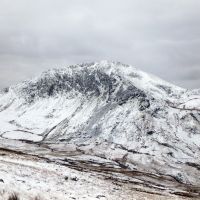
[0,0,200,89]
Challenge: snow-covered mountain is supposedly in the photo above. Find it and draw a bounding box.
[0,61,200,196]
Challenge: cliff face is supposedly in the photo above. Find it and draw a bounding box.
[0,61,200,196]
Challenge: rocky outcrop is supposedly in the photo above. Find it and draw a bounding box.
[0,61,200,196]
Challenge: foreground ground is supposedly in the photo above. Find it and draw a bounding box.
[0,149,197,200]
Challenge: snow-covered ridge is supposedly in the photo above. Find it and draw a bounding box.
[0,61,200,196]
[5,61,184,102]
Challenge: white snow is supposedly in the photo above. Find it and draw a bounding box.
[0,61,199,198]
[0,150,191,200]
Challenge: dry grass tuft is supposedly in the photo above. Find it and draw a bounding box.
[8,193,20,200]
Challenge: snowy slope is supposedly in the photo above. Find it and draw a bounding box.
[0,61,200,196]
[0,150,192,200]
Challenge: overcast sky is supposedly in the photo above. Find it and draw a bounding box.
[0,0,200,89]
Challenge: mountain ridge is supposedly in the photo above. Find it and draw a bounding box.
[0,61,200,196]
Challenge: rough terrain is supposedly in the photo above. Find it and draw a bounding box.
[0,61,200,199]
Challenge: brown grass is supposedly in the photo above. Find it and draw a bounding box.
[8,193,20,200]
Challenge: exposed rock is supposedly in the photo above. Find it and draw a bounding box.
[0,61,200,196]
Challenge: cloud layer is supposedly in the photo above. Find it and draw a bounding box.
[0,0,200,89]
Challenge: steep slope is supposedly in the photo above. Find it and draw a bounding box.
[0,61,200,196]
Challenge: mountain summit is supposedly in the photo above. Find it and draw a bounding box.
[0,61,200,196]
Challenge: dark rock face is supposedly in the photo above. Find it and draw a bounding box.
[147,130,154,135]
[19,66,150,106]
[0,87,9,95]
[19,68,111,101]
[115,85,147,106]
